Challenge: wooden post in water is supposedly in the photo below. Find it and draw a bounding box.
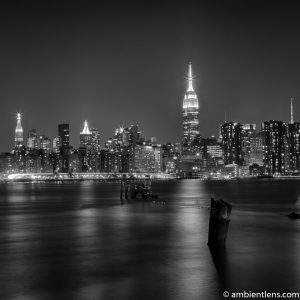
[208,198,232,249]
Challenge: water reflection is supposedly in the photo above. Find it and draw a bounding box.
[0,180,300,299]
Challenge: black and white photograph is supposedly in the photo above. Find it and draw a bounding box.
[0,1,300,299]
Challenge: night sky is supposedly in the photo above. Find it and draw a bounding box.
[1,1,300,152]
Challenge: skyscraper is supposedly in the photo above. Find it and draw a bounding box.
[79,120,92,147]
[79,120,94,172]
[262,120,286,175]
[91,128,101,152]
[58,124,70,154]
[14,113,24,149]
[58,124,70,173]
[287,98,300,172]
[27,129,38,150]
[221,122,243,165]
[249,132,264,166]
[181,63,200,155]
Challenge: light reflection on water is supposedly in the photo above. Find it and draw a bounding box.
[0,180,300,299]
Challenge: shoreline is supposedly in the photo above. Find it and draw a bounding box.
[2,175,300,183]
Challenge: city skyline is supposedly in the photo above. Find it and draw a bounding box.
[1,2,300,152]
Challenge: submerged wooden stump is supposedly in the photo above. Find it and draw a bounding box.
[208,198,232,249]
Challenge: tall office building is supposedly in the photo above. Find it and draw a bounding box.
[241,124,257,165]
[262,120,286,175]
[27,129,38,149]
[221,122,243,165]
[133,145,162,173]
[80,120,92,147]
[91,128,101,152]
[15,113,24,149]
[287,98,300,172]
[58,124,70,154]
[181,63,200,155]
[52,137,60,153]
[58,124,70,172]
[249,132,264,166]
[38,135,52,153]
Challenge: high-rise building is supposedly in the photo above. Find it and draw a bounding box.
[27,129,38,149]
[0,152,17,174]
[52,137,60,154]
[287,98,300,172]
[15,113,24,149]
[132,145,162,173]
[39,135,52,153]
[78,120,93,172]
[249,132,264,166]
[91,128,101,152]
[181,63,200,155]
[58,124,70,172]
[113,125,141,147]
[58,124,69,154]
[262,120,286,175]
[80,120,92,147]
[241,124,257,166]
[221,122,243,165]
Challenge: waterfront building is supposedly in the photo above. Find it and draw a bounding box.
[197,137,224,174]
[100,149,123,173]
[15,113,24,149]
[58,124,70,172]
[249,132,264,166]
[0,152,17,174]
[69,150,81,173]
[162,142,180,173]
[25,154,41,173]
[177,154,202,178]
[221,122,243,165]
[40,153,55,173]
[287,98,300,173]
[132,145,162,173]
[262,120,286,175]
[181,63,200,155]
[241,124,256,165]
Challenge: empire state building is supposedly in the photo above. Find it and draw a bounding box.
[181,63,200,155]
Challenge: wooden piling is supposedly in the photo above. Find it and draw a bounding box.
[208,198,232,249]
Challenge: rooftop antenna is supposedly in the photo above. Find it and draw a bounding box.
[290,97,294,124]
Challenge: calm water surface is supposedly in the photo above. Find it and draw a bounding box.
[0,179,300,300]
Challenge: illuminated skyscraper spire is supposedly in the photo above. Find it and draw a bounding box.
[182,62,200,155]
[81,120,91,135]
[187,62,194,92]
[15,113,24,148]
[290,97,294,124]
[80,120,92,148]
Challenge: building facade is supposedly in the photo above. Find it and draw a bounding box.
[262,120,286,175]
[181,63,200,155]
[221,122,243,165]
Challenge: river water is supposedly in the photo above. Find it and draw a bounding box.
[0,179,300,299]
